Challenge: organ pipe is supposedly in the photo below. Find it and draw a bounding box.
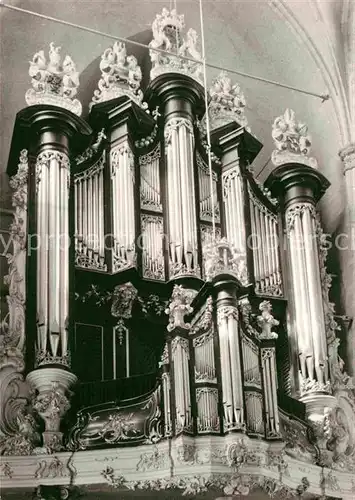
[35,151,71,367]
[164,118,199,278]
[74,155,106,271]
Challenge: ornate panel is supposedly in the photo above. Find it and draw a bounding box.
[141,214,165,281]
[68,386,162,450]
[241,333,262,389]
[74,155,106,271]
[139,144,162,212]
[196,387,220,433]
[245,391,264,435]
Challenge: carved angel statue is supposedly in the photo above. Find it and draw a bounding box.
[257,301,279,339]
[166,285,194,332]
[149,9,173,62]
[47,42,62,73]
[272,108,311,155]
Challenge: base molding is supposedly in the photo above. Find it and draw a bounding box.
[1,434,354,498]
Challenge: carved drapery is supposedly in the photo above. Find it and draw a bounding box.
[217,305,244,430]
[74,155,106,271]
[164,118,199,278]
[110,142,136,272]
[35,150,71,368]
[285,203,329,395]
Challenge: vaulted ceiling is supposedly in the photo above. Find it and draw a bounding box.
[0,0,351,234]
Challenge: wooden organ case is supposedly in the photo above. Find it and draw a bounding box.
[2,8,354,498]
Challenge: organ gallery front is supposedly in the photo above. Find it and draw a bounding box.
[1,7,354,500]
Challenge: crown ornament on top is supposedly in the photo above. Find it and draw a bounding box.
[26,43,82,116]
[149,8,203,84]
[271,109,317,168]
[208,72,248,130]
[90,42,147,110]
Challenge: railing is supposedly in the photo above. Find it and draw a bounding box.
[73,371,159,409]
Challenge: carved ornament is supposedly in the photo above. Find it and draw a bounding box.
[203,237,249,284]
[149,8,203,83]
[271,109,317,168]
[208,71,248,130]
[165,285,195,332]
[256,301,279,340]
[26,43,82,115]
[91,42,147,109]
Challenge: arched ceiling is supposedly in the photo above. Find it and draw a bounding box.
[0,0,349,232]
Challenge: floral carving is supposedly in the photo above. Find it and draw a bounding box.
[136,449,169,472]
[256,301,279,340]
[208,71,248,130]
[271,109,317,168]
[91,42,146,109]
[26,43,82,115]
[149,8,202,83]
[111,282,138,319]
[99,413,140,443]
[0,407,40,456]
[1,150,28,369]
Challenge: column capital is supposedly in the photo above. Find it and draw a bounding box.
[210,122,262,167]
[339,143,355,173]
[7,105,91,176]
[146,73,205,121]
[265,163,330,207]
[90,95,155,145]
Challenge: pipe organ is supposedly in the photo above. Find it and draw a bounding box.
[3,8,354,495]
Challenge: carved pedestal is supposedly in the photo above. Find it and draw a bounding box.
[27,368,76,451]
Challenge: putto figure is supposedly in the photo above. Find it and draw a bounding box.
[26,43,82,116]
